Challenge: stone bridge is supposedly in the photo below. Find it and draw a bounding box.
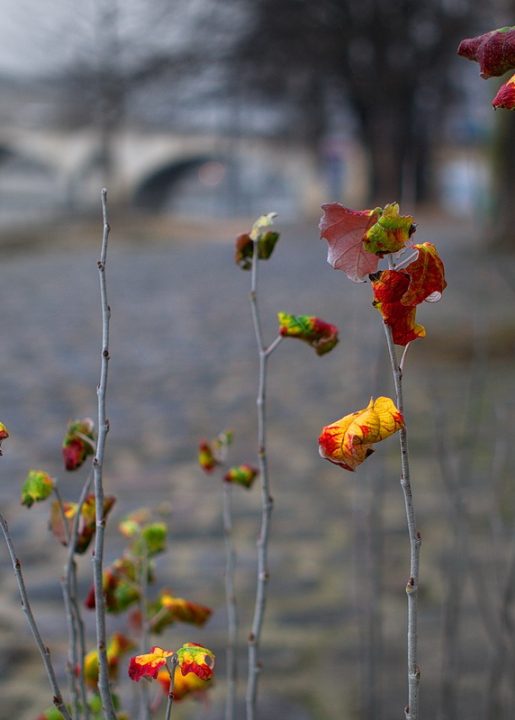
[0,127,327,219]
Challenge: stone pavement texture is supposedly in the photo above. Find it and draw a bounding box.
[0,210,514,720]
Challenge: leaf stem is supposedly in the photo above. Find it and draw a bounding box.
[0,511,72,720]
[382,322,421,720]
[164,654,179,720]
[246,241,280,720]
[92,188,117,720]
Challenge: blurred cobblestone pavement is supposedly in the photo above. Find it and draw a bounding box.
[1,210,515,720]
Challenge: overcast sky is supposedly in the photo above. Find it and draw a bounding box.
[0,0,225,78]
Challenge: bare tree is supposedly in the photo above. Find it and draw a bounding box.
[232,0,489,205]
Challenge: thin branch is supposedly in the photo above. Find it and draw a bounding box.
[264,334,283,357]
[0,512,72,720]
[92,188,117,719]
[382,322,421,720]
[246,240,279,720]
[223,480,237,720]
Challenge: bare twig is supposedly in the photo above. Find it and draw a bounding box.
[92,188,117,719]
[0,512,72,720]
[223,480,237,720]
[382,322,421,720]
[245,240,282,720]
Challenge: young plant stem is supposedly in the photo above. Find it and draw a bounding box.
[92,188,117,720]
[0,511,73,720]
[382,324,421,720]
[139,547,151,720]
[164,654,179,720]
[246,242,282,720]
[63,474,94,720]
[53,484,84,717]
[223,480,237,720]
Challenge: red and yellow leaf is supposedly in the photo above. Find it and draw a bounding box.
[128,643,215,683]
[224,464,259,489]
[319,397,404,472]
[176,643,215,680]
[401,243,447,305]
[277,312,339,355]
[49,494,115,553]
[198,441,219,473]
[150,591,212,633]
[128,646,174,682]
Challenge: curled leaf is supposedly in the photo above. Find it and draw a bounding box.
[401,242,447,305]
[458,26,515,78]
[128,646,174,682]
[128,644,216,683]
[371,244,446,345]
[224,464,259,489]
[49,494,115,553]
[150,590,212,633]
[21,469,55,508]
[277,312,339,355]
[319,397,404,471]
[198,430,233,472]
[85,556,142,614]
[176,643,216,680]
[235,213,280,270]
[198,440,219,473]
[493,72,515,109]
[363,203,416,256]
[372,270,426,346]
[62,418,95,471]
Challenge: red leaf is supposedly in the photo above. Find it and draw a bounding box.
[320,203,380,282]
[371,271,426,346]
[492,72,515,109]
[458,27,515,78]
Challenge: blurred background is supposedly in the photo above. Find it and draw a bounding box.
[0,1,515,719]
